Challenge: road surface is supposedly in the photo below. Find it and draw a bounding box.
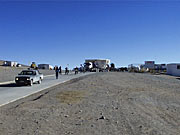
[0,72,93,107]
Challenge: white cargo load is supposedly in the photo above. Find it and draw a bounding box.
[85,59,110,69]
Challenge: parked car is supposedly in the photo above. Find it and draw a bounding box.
[15,69,43,86]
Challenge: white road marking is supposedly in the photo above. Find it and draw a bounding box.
[0,81,15,85]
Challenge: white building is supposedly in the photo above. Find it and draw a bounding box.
[38,64,53,70]
[3,61,18,67]
[167,63,180,76]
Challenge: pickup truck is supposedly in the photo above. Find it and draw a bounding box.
[15,69,43,86]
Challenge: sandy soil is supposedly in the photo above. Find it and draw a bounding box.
[0,72,180,135]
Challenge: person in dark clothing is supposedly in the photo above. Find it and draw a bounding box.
[75,67,78,75]
[65,67,69,75]
[55,66,59,79]
[59,66,62,75]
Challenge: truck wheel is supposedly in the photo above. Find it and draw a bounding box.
[38,79,41,84]
[30,80,33,86]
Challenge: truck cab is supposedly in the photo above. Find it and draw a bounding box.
[15,69,44,86]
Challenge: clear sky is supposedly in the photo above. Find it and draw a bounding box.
[0,1,180,68]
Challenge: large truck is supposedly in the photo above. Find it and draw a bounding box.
[84,59,110,72]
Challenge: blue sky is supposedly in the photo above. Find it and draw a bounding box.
[0,1,180,68]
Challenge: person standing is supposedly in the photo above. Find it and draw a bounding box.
[75,67,78,74]
[55,66,59,79]
[59,66,62,75]
[65,67,68,75]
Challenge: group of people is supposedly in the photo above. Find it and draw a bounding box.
[55,66,69,79]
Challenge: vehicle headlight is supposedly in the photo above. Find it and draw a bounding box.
[15,78,19,80]
[27,78,30,80]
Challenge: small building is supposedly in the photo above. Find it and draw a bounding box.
[3,61,18,67]
[167,63,180,76]
[38,64,53,70]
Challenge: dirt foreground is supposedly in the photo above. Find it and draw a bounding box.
[0,72,180,135]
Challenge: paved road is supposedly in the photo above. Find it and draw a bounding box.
[0,72,93,107]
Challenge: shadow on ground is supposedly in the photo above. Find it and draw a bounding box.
[0,83,25,87]
[176,78,180,80]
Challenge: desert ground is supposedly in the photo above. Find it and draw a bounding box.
[0,72,180,135]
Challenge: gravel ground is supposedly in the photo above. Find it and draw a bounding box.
[0,72,180,135]
[0,66,55,83]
